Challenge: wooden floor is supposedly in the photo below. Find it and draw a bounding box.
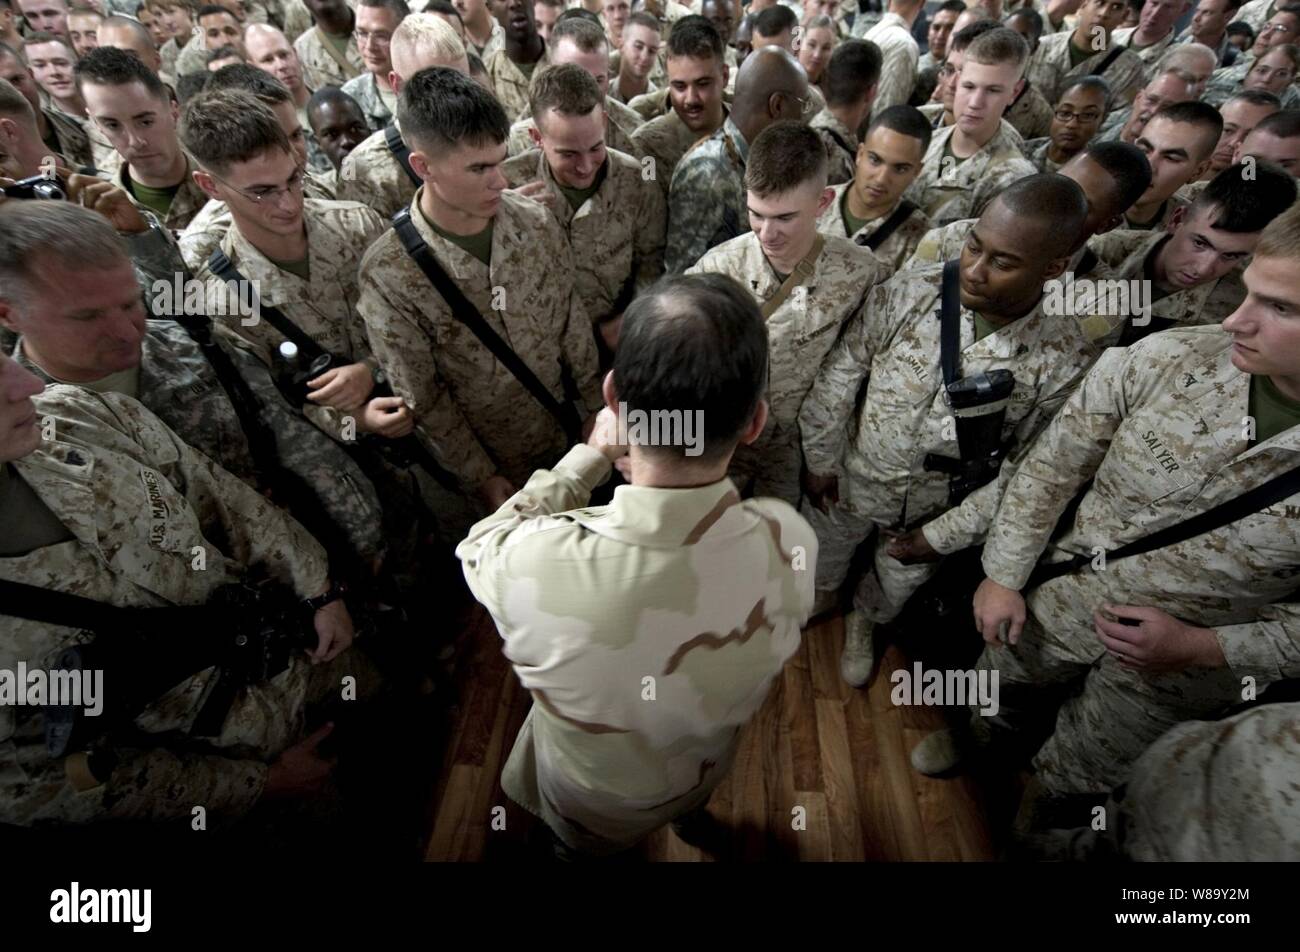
[423,604,1007,861]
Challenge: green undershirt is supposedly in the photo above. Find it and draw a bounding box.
[419,201,494,266]
[1249,374,1300,444]
[0,464,75,557]
[1068,38,1095,69]
[973,312,1001,341]
[942,137,970,169]
[556,159,608,211]
[323,29,351,57]
[518,60,538,80]
[128,176,180,218]
[269,253,311,281]
[841,187,872,237]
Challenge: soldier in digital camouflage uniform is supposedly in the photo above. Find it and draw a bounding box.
[293,0,365,89]
[457,273,817,858]
[336,13,470,221]
[627,15,732,197]
[925,286,1300,796]
[1025,0,1148,105]
[814,104,933,272]
[0,369,370,828]
[341,69,397,130]
[905,29,1038,228]
[688,122,888,507]
[800,176,1096,687]
[356,67,602,522]
[665,45,808,274]
[1079,161,1295,348]
[483,0,548,121]
[1,198,390,569]
[500,65,665,353]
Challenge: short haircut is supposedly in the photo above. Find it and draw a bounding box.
[745,119,826,196]
[0,76,35,125]
[180,87,291,173]
[358,0,410,17]
[1280,3,1300,19]
[550,14,607,53]
[529,62,602,123]
[67,6,103,19]
[1146,100,1223,157]
[391,12,467,76]
[1082,139,1152,209]
[963,26,1028,74]
[467,50,486,75]
[667,15,723,61]
[1226,88,1283,110]
[142,0,192,15]
[0,201,126,311]
[1226,21,1255,41]
[626,10,660,34]
[557,7,601,25]
[75,44,168,100]
[1057,74,1111,104]
[100,14,155,50]
[1191,161,1296,233]
[1005,7,1042,39]
[197,3,237,20]
[1254,196,1300,261]
[936,0,967,13]
[990,172,1087,258]
[205,61,292,105]
[397,65,507,154]
[867,103,933,154]
[1156,42,1216,75]
[1254,108,1300,139]
[824,38,882,108]
[753,4,796,37]
[21,31,74,56]
[308,84,362,115]
[207,44,245,63]
[613,273,768,462]
[949,18,999,53]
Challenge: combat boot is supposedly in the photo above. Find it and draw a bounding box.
[910,725,983,776]
[839,611,875,687]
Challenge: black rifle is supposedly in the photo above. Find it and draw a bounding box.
[922,259,1018,506]
[0,578,318,769]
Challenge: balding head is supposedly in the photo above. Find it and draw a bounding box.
[390,12,468,87]
[730,45,807,144]
[244,23,305,92]
[97,15,161,73]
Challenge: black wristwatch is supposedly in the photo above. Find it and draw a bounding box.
[303,580,346,612]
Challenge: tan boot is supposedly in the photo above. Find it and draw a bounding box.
[910,728,965,776]
[839,611,876,687]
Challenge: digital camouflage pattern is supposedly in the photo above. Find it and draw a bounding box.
[340,72,396,131]
[112,154,211,235]
[688,231,889,505]
[809,108,858,187]
[975,327,1300,795]
[1020,136,1063,172]
[904,121,1036,227]
[194,199,387,441]
[629,108,706,198]
[1004,82,1055,142]
[356,187,603,494]
[1111,26,1178,68]
[484,49,549,123]
[665,115,749,274]
[798,262,1096,617]
[500,147,666,324]
[815,183,933,272]
[0,386,346,826]
[43,107,91,169]
[336,120,419,223]
[862,13,919,113]
[456,443,817,855]
[294,26,364,91]
[1026,30,1147,105]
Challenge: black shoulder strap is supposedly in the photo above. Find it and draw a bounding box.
[0,577,196,633]
[1090,43,1127,78]
[863,200,917,252]
[939,257,962,386]
[390,208,582,443]
[822,127,855,159]
[207,249,330,363]
[385,123,422,188]
[1028,463,1300,590]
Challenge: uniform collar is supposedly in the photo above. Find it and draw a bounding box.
[723,116,750,164]
[567,478,757,548]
